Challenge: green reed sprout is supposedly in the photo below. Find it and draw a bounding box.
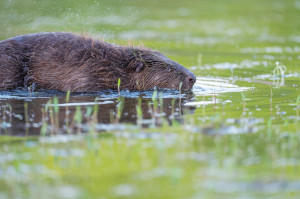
[118,78,121,95]
[178,82,182,93]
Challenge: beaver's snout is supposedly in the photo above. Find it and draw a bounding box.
[186,71,196,85]
[182,71,196,91]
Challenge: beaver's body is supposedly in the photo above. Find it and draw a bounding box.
[0,32,196,92]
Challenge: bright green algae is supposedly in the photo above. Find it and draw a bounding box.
[1,0,300,198]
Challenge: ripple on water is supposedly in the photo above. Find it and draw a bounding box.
[192,77,251,97]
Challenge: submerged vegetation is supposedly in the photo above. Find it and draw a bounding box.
[0,0,300,198]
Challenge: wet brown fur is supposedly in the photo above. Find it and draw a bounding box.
[0,32,196,92]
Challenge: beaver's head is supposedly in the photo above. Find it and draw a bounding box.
[122,48,196,91]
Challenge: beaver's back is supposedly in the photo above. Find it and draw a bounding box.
[0,32,105,91]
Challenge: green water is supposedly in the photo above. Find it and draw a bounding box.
[1,0,300,198]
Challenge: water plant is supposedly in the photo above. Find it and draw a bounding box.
[53,96,59,133]
[117,78,121,95]
[273,62,286,87]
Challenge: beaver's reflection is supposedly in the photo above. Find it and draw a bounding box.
[1,95,196,136]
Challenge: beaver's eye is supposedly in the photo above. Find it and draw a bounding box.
[166,66,171,71]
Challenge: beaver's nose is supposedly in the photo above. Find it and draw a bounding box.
[186,72,196,85]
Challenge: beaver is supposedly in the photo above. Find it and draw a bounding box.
[0,32,196,92]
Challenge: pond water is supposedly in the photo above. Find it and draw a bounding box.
[0,0,300,198]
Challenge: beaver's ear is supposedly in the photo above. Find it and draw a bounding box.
[128,60,144,73]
